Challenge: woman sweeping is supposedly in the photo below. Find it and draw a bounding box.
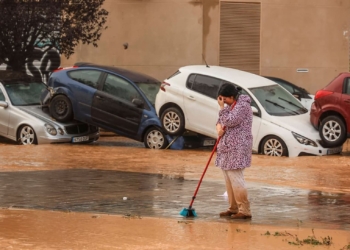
[215,83,253,220]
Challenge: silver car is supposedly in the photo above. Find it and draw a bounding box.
[0,71,100,145]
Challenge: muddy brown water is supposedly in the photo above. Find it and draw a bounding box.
[0,135,350,249]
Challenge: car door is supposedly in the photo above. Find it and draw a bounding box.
[0,86,9,135]
[67,69,103,119]
[183,74,221,138]
[341,77,350,132]
[91,73,143,137]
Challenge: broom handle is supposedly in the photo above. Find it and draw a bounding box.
[188,135,222,208]
[188,101,236,209]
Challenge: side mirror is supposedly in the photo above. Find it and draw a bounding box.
[132,98,144,108]
[0,101,8,108]
[251,106,259,116]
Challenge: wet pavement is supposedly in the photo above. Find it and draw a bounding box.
[1,168,350,231]
[0,135,350,232]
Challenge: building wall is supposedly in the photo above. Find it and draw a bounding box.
[62,0,203,82]
[260,0,350,94]
[61,0,350,94]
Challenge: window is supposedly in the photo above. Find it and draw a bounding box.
[68,70,101,88]
[103,74,142,103]
[0,89,5,101]
[275,80,295,94]
[344,78,350,95]
[135,82,160,106]
[250,85,307,116]
[4,81,44,106]
[186,74,196,89]
[191,75,222,99]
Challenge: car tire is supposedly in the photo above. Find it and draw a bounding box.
[160,107,185,136]
[49,95,73,122]
[18,125,37,145]
[319,115,347,147]
[144,127,169,149]
[261,135,288,157]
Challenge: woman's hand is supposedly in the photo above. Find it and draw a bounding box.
[216,123,225,137]
[217,96,225,109]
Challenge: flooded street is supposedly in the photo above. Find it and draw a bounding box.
[0,134,350,249]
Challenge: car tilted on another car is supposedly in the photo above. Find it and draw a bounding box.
[310,72,350,147]
[41,63,168,149]
[155,65,342,157]
[0,71,99,145]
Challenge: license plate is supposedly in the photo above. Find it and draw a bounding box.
[327,147,342,155]
[203,139,216,146]
[72,136,89,143]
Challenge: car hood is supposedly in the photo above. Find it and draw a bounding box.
[268,113,320,140]
[17,105,75,126]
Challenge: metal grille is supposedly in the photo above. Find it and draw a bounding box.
[219,2,261,74]
[65,124,89,134]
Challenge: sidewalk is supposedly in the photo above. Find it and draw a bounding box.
[1,209,350,250]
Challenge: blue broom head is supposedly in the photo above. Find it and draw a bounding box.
[179,208,197,217]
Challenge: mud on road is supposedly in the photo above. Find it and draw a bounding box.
[0,135,350,249]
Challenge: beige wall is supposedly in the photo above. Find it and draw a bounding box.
[62,0,350,94]
[62,0,203,81]
[260,0,350,94]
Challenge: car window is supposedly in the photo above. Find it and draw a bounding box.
[344,78,350,95]
[4,81,45,106]
[103,74,142,103]
[186,74,196,89]
[190,75,222,99]
[68,70,101,88]
[276,80,295,94]
[249,85,307,116]
[135,82,160,106]
[240,88,259,111]
[0,88,5,101]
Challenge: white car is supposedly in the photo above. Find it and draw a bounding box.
[155,65,342,157]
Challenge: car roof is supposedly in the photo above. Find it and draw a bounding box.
[0,71,37,83]
[178,65,277,88]
[73,62,160,83]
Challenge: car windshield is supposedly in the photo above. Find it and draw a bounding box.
[135,82,160,106]
[4,80,46,106]
[249,85,307,116]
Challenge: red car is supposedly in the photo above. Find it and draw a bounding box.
[310,72,350,147]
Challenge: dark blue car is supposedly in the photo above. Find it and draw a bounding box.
[41,62,169,149]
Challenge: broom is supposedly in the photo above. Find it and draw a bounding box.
[179,100,236,217]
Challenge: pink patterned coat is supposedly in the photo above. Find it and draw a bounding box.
[215,95,253,170]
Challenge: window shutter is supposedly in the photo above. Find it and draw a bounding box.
[219,2,261,75]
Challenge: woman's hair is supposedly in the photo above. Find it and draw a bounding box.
[218,83,241,99]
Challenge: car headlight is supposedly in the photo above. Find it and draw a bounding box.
[292,132,317,147]
[45,124,57,136]
[58,128,64,135]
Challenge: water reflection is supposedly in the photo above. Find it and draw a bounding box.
[0,169,350,230]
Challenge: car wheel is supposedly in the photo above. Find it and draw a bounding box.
[319,115,347,147]
[160,107,185,136]
[144,127,168,149]
[18,125,37,145]
[49,95,73,122]
[261,136,288,157]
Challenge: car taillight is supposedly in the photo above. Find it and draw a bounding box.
[314,90,333,100]
[160,81,170,92]
[53,66,78,72]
